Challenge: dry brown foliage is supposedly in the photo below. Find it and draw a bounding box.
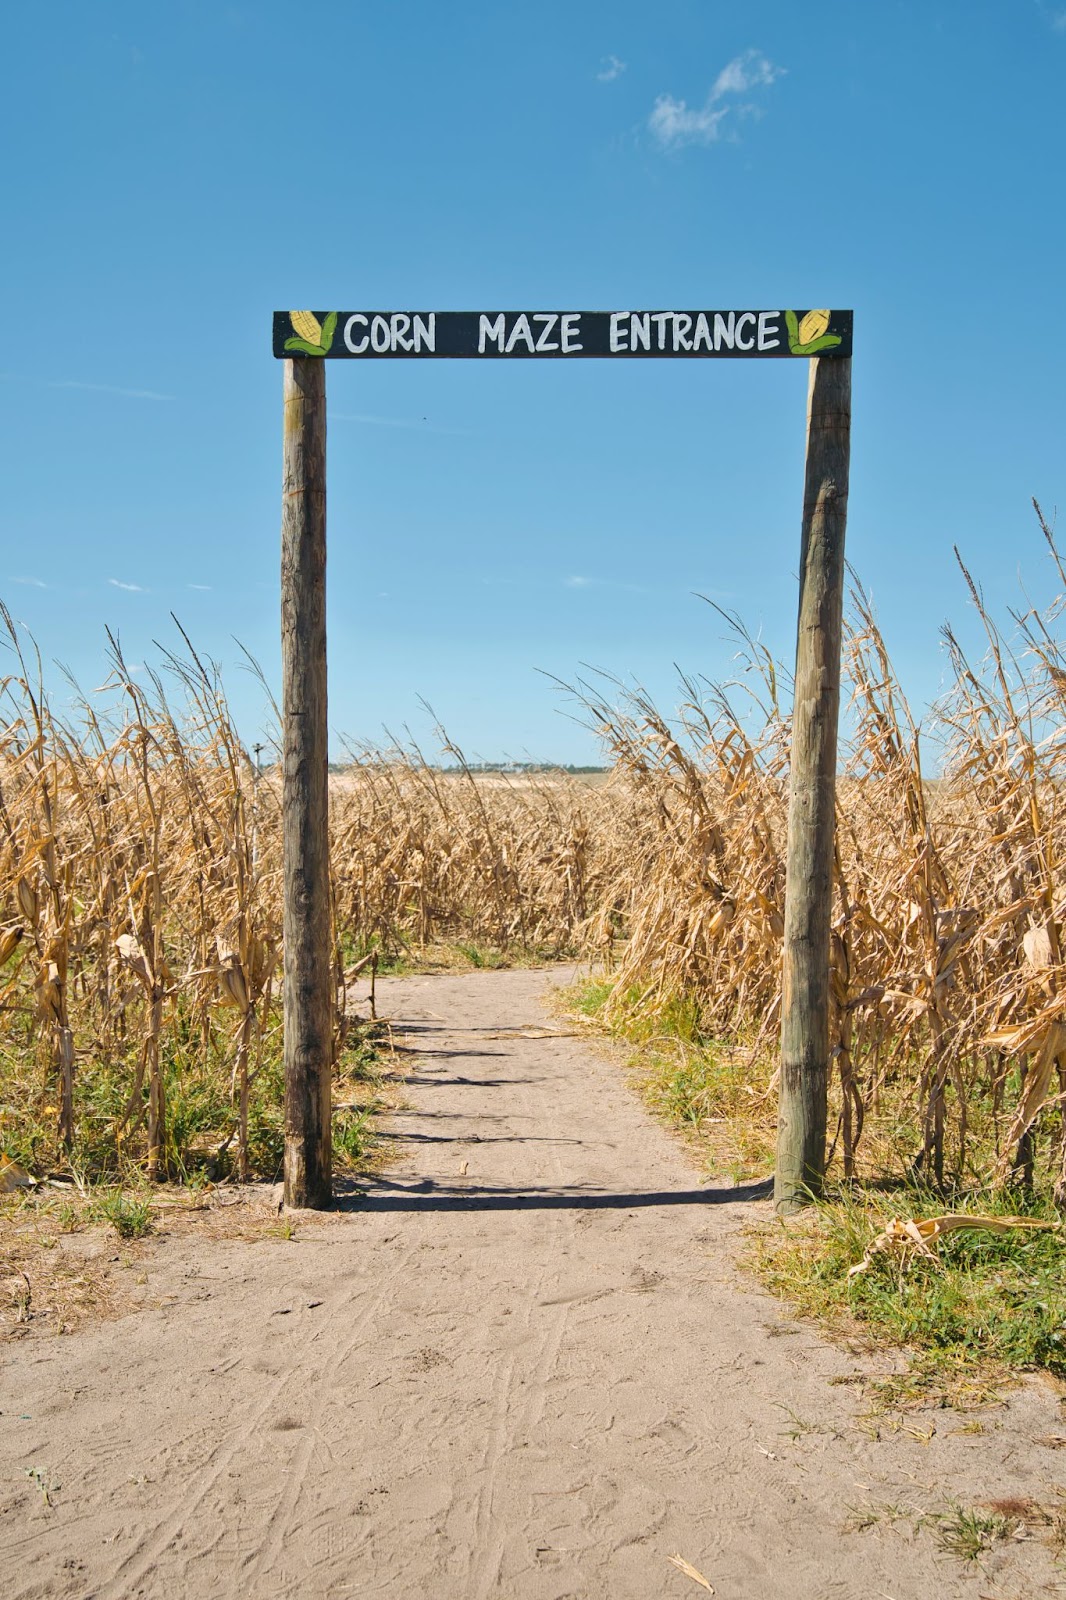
[0,614,610,1179]
[3,503,1066,1197]
[570,503,1066,1199]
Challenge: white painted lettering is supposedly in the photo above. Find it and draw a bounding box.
[630,313,651,352]
[757,311,781,351]
[371,315,392,353]
[478,313,506,353]
[344,314,369,354]
[651,312,672,350]
[714,312,736,351]
[609,312,629,352]
[506,314,536,353]
[692,313,713,351]
[391,313,413,351]
[673,313,693,352]
[413,313,435,352]
[533,313,559,352]
[561,314,582,352]
[734,312,756,351]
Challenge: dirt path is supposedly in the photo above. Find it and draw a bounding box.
[2,968,1064,1598]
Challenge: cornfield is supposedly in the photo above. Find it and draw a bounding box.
[2,504,1066,1199]
[0,609,609,1181]
[573,504,1066,1201]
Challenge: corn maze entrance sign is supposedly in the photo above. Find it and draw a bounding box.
[274,308,853,360]
[275,309,853,1216]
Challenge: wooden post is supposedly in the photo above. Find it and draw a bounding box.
[774,355,852,1214]
[281,357,333,1208]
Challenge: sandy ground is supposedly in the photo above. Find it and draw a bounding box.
[1,966,1065,1599]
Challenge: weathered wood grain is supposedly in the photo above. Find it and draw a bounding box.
[775,355,852,1213]
[281,358,332,1208]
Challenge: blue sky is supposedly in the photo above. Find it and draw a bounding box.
[3,0,1065,763]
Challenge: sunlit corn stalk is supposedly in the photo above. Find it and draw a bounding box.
[216,935,276,1181]
[105,632,173,1178]
[158,624,283,1181]
[561,510,1066,1195]
[0,604,81,1149]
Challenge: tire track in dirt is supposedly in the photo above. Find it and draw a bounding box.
[469,1300,571,1600]
[228,1237,425,1600]
[95,1245,420,1600]
[463,1032,573,1600]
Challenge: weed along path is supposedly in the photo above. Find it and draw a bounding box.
[3,968,1065,1599]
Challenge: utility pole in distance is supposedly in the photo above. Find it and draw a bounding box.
[774,355,852,1214]
[280,357,332,1208]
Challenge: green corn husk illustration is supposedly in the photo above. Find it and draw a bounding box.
[284,310,338,356]
[785,308,842,356]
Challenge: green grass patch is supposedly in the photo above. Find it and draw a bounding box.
[0,1008,394,1190]
[562,976,776,1183]
[333,1105,378,1166]
[934,1503,1018,1561]
[91,1193,154,1239]
[567,974,1066,1388]
[330,1018,394,1176]
[752,1185,1066,1383]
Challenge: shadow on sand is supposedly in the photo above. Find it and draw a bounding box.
[332,1176,774,1213]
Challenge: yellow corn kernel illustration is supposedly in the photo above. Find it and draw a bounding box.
[798,309,830,345]
[290,310,323,345]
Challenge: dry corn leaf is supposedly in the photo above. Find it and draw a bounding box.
[667,1554,714,1592]
[115,932,153,986]
[0,1156,36,1193]
[15,877,39,924]
[1023,925,1054,970]
[849,1213,1060,1279]
[992,1020,1066,1182]
[35,961,62,1022]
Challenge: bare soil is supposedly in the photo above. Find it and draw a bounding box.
[1,967,1064,1598]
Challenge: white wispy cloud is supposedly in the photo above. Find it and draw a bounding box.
[9,576,47,588]
[649,49,784,149]
[710,51,781,98]
[48,379,174,401]
[108,578,146,592]
[187,583,212,591]
[564,575,592,588]
[650,98,729,146]
[597,54,626,82]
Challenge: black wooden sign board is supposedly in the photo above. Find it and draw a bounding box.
[273,308,852,360]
